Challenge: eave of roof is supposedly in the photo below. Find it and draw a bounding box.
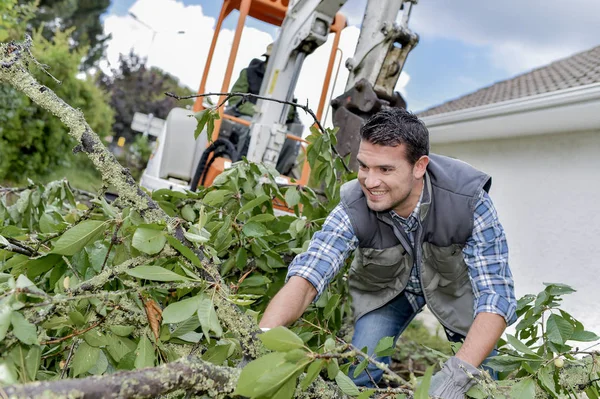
[422,82,600,144]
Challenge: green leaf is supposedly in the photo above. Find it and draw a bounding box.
[134,336,154,369]
[106,335,137,363]
[181,205,196,222]
[203,190,231,206]
[247,214,275,223]
[543,282,576,296]
[300,359,324,390]
[374,336,395,357]
[335,370,360,396]
[165,236,202,268]
[109,325,136,337]
[162,296,200,324]
[0,304,12,341]
[51,221,107,256]
[88,350,109,375]
[516,294,536,312]
[353,358,369,378]
[284,187,301,208]
[239,195,270,213]
[71,342,100,377]
[537,364,559,397]
[506,334,540,357]
[183,230,210,244]
[197,295,222,342]
[254,359,308,398]
[202,344,231,365]
[10,312,38,345]
[126,265,190,282]
[570,330,600,342]
[546,314,574,345]
[324,294,341,320]
[242,221,269,238]
[414,365,434,399]
[357,389,376,399]
[235,352,287,396]
[484,355,540,373]
[510,377,536,399]
[83,330,108,347]
[235,247,248,270]
[193,109,211,140]
[132,227,166,255]
[259,327,305,352]
[0,361,18,385]
[206,110,219,139]
[25,254,62,279]
[327,358,340,379]
[24,345,41,380]
[238,274,271,288]
[516,314,539,332]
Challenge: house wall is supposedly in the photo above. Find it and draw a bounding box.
[431,129,600,333]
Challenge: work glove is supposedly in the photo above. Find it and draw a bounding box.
[428,356,482,399]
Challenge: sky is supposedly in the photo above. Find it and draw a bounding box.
[102,0,600,124]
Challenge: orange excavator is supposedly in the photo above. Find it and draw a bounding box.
[141,0,418,193]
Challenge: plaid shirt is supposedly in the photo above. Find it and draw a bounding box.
[287,185,517,326]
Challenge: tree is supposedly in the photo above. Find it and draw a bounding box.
[97,50,194,144]
[0,29,114,183]
[18,0,111,69]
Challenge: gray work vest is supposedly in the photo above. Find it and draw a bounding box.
[340,154,491,336]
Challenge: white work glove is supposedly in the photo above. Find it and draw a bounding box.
[429,356,482,399]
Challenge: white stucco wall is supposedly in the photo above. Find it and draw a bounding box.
[431,129,600,335]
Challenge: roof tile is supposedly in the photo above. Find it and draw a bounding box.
[418,44,600,117]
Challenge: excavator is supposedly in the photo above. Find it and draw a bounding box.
[140,0,418,193]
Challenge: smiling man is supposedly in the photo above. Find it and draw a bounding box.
[259,108,516,398]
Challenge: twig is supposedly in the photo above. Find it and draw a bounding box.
[101,221,122,272]
[361,386,413,396]
[60,339,77,379]
[41,307,118,345]
[300,317,409,386]
[62,256,81,280]
[165,91,351,173]
[0,241,36,257]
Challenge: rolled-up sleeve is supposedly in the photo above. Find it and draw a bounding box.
[286,204,358,301]
[463,191,517,326]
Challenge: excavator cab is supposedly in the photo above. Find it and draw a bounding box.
[141,0,347,192]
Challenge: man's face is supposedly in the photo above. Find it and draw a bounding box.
[356,140,427,215]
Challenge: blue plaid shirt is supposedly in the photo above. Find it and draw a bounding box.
[287,187,517,326]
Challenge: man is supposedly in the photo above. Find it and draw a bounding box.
[259,108,517,398]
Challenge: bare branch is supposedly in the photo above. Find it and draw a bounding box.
[165,91,352,173]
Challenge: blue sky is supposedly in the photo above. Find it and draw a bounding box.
[104,0,600,113]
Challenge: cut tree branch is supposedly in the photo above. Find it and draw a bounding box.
[3,356,240,399]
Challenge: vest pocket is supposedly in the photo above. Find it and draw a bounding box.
[425,243,470,296]
[349,244,409,291]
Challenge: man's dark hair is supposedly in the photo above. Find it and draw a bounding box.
[360,108,430,165]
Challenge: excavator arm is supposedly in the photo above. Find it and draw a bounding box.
[245,0,418,171]
[333,0,419,170]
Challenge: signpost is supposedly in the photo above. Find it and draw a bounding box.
[131,112,165,137]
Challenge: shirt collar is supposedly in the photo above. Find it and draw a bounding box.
[390,179,425,231]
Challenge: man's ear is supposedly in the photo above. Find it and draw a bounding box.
[413,155,429,179]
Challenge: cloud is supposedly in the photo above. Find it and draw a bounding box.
[407,0,600,73]
[103,0,409,131]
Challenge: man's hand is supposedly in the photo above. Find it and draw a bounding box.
[429,356,481,399]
